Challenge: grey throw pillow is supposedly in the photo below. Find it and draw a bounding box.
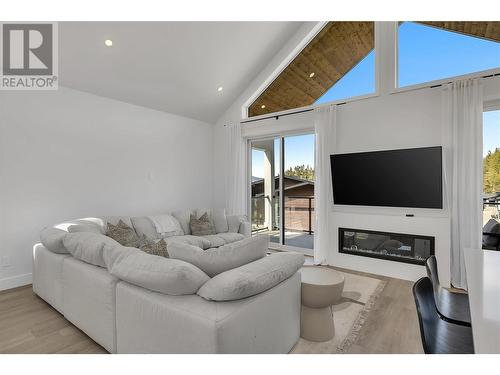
[168,235,268,277]
[197,252,305,301]
[190,212,216,236]
[106,219,141,247]
[104,245,210,296]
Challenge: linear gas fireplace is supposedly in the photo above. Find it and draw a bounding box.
[338,228,434,265]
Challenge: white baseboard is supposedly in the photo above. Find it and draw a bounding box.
[0,273,32,291]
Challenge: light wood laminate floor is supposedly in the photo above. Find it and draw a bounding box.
[0,268,423,354]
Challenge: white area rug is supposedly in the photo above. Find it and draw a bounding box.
[291,270,386,354]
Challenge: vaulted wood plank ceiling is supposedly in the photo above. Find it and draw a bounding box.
[419,22,500,43]
[248,21,499,118]
[248,21,374,117]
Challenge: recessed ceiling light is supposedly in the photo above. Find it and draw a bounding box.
[104,39,113,47]
[261,105,266,109]
[309,72,315,78]
[217,86,223,92]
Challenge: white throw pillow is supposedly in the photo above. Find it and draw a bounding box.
[212,208,229,233]
[227,215,245,233]
[172,210,195,235]
[149,214,184,237]
[197,252,305,301]
[63,232,120,267]
[168,235,268,277]
[130,216,160,240]
[104,245,210,295]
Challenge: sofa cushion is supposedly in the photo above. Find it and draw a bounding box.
[106,220,141,247]
[200,234,226,248]
[105,245,209,295]
[40,227,69,254]
[165,235,211,249]
[168,235,268,277]
[172,210,195,235]
[131,216,160,240]
[197,252,304,301]
[215,232,245,244]
[63,232,120,267]
[190,212,216,236]
[54,217,106,233]
[68,224,104,234]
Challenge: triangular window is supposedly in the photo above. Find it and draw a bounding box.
[398,22,500,87]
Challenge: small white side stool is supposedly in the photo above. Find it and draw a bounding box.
[300,266,345,342]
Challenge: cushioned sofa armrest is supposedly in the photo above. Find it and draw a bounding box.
[239,221,251,237]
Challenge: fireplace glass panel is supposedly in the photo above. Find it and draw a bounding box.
[339,228,434,265]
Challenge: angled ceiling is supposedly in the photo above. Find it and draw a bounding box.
[419,21,500,43]
[59,22,303,123]
[248,21,374,117]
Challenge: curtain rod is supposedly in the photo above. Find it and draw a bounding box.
[429,72,499,88]
[239,107,314,124]
[238,102,345,125]
[230,71,500,126]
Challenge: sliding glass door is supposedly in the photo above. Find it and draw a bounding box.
[250,133,315,251]
[250,138,281,245]
[283,134,315,249]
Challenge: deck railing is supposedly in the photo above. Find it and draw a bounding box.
[251,195,315,234]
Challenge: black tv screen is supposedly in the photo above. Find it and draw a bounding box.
[330,146,443,209]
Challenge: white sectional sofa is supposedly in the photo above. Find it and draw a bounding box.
[33,209,303,353]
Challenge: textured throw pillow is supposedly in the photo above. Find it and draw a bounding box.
[140,237,169,258]
[106,219,141,247]
[190,212,216,236]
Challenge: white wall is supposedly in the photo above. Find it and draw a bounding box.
[212,21,500,284]
[0,87,214,290]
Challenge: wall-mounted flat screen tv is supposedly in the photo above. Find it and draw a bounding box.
[330,146,443,209]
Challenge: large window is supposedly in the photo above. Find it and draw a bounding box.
[483,110,500,219]
[482,109,500,250]
[250,134,315,251]
[398,22,500,88]
[315,50,375,105]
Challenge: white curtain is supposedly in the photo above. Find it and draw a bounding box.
[225,122,247,216]
[314,106,337,265]
[443,78,483,289]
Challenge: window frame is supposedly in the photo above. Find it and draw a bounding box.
[242,22,500,120]
[242,21,381,120]
[393,22,500,94]
[247,131,316,256]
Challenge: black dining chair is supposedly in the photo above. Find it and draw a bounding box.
[426,255,471,326]
[413,277,474,354]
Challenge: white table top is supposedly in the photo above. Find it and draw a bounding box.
[301,266,344,286]
[464,249,500,354]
